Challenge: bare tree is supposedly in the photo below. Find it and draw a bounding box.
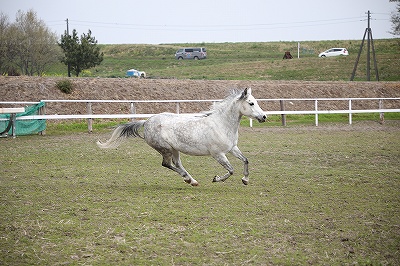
[390,0,400,36]
[0,10,61,76]
[0,13,12,74]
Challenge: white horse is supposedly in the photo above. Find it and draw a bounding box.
[97,88,266,186]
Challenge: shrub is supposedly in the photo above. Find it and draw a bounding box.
[56,79,73,94]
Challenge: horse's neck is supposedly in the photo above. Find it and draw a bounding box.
[212,105,242,136]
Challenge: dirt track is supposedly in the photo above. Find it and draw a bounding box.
[0,76,399,115]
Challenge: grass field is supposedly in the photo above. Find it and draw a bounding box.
[1,121,399,265]
[45,39,400,81]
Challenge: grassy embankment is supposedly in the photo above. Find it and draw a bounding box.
[46,39,400,81]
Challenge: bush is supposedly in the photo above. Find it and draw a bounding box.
[56,79,73,94]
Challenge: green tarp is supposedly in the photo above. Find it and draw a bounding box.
[0,102,46,136]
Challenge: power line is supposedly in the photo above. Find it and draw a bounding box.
[69,16,364,28]
[61,17,365,32]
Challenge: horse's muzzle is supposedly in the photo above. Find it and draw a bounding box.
[257,115,267,123]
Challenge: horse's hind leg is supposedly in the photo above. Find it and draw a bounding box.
[161,151,199,186]
[172,151,199,186]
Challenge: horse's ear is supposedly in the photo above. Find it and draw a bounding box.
[239,88,248,100]
[240,88,251,100]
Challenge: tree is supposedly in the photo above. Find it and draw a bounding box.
[390,0,400,36]
[0,13,11,75]
[59,29,103,77]
[0,10,60,76]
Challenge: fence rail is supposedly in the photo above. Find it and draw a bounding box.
[1,98,399,132]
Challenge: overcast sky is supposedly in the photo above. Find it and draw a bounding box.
[1,0,397,44]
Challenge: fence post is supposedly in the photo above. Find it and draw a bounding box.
[11,114,17,138]
[130,102,136,122]
[87,102,93,133]
[38,103,46,135]
[297,42,300,59]
[348,99,352,125]
[315,100,318,126]
[379,99,384,124]
[280,100,286,126]
[176,102,180,114]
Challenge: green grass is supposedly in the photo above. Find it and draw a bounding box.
[42,112,400,134]
[44,39,400,81]
[1,121,399,265]
[250,113,400,127]
[44,120,125,135]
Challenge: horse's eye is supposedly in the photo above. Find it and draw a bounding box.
[249,102,254,106]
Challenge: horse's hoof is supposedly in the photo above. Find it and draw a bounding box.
[241,178,249,185]
[184,179,198,186]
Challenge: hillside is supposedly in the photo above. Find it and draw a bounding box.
[47,39,400,81]
[1,77,399,116]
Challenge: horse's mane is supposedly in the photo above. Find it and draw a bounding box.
[206,89,244,115]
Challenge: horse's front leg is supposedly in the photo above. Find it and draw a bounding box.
[230,146,250,185]
[212,153,234,183]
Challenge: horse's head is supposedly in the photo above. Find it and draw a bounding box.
[238,88,266,123]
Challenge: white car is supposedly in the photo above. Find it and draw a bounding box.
[318,48,349,58]
[126,69,146,78]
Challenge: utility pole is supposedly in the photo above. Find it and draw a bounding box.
[66,18,71,77]
[350,10,379,81]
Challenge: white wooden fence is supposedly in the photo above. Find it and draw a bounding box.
[1,98,399,132]
[257,97,400,127]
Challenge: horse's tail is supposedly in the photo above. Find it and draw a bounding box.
[96,120,146,149]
